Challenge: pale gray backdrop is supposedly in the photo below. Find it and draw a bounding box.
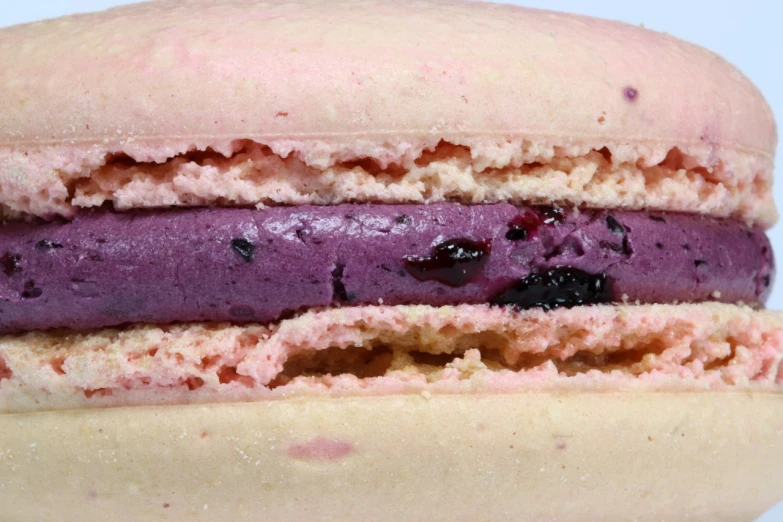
[1,1,780,520]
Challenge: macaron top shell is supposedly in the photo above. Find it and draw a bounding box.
[0,0,776,225]
[0,0,774,152]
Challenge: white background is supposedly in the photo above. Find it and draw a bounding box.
[1,1,781,520]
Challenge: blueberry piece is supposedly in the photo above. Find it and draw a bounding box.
[332,264,353,302]
[492,267,611,310]
[605,215,625,235]
[395,215,411,225]
[35,240,64,250]
[649,216,666,223]
[506,207,563,241]
[540,206,565,225]
[506,211,539,241]
[599,241,623,254]
[404,238,491,287]
[694,260,707,267]
[0,254,21,276]
[622,237,632,256]
[21,280,42,299]
[505,227,528,241]
[231,239,255,262]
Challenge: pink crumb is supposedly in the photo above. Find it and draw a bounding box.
[287,437,354,461]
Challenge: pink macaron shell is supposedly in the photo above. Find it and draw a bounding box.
[1,302,780,412]
[0,1,775,224]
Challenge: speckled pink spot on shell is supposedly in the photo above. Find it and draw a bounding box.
[287,437,354,460]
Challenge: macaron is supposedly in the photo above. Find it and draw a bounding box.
[0,1,780,521]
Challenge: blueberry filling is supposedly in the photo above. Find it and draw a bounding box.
[0,204,771,334]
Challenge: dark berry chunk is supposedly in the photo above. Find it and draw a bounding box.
[598,238,632,257]
[655,242,664,250]
[694,259,707,267]
[0,254,21,276]
[35,240,64,250]
[395,215,411,225]
[506,210,540,241]
[605,215,625,235]
[764,274,772,287]
[506,207,563,241]
[21,280,42,299]
[505,227,528,241]
[649,216,666,223]
[492,267,611,310]
[506,229,527,241]
[332,264,352,302]
[622,237,632,256]
[404,238,491,287]
[599,241,623,254]
[231,239,255,262]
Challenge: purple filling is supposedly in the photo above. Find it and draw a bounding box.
[0,204,773,333]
